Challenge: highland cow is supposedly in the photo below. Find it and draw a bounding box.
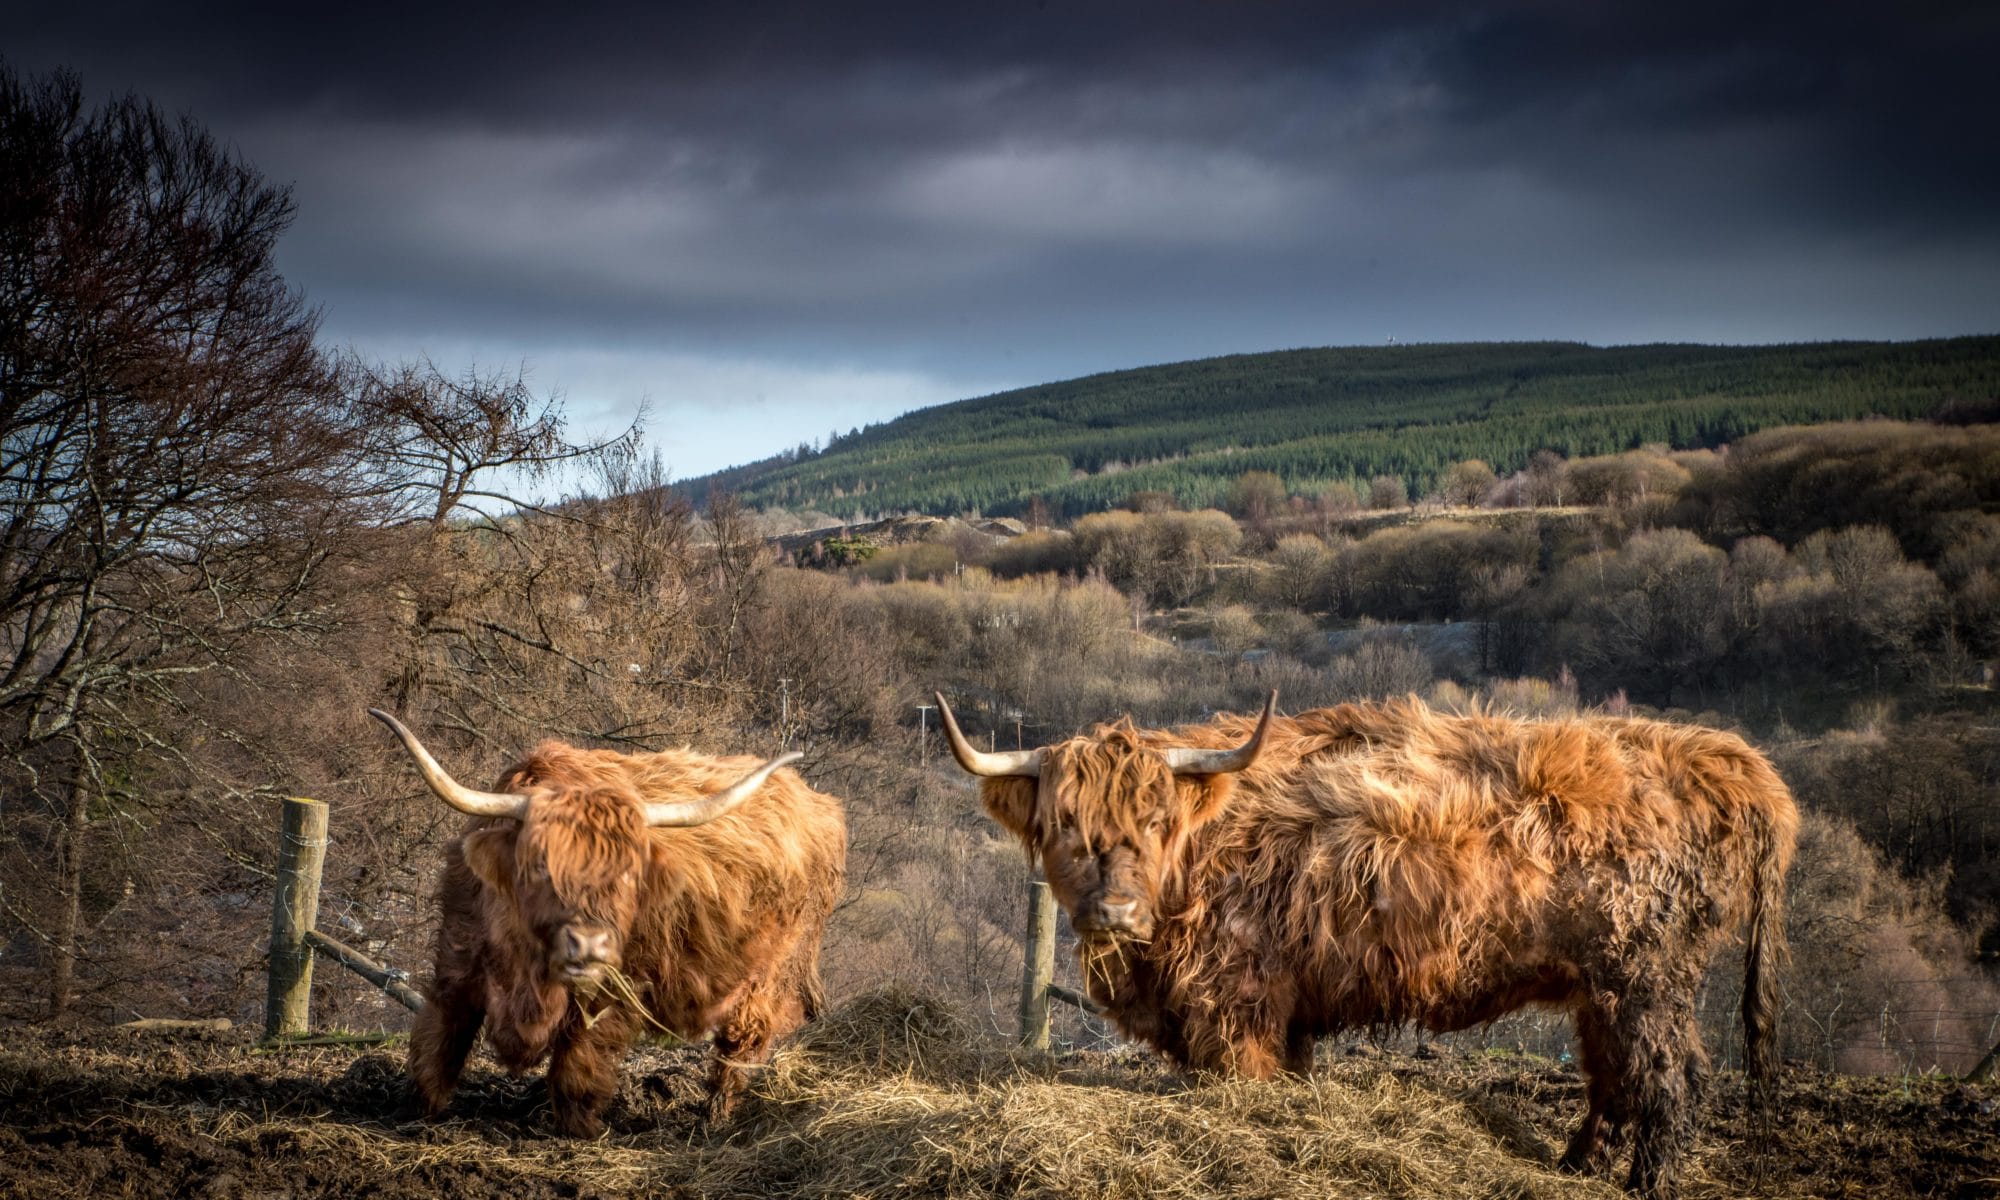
[937,692,1796,1199]
[370,709,846,1136]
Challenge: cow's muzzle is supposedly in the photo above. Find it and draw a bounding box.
[1073,898,1152,943]
[551,925,620,986]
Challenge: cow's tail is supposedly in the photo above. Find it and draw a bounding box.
[1741,802,1791,1122]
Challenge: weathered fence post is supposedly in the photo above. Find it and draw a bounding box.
[264,797,328,1040]
[1017,877,1057,1050]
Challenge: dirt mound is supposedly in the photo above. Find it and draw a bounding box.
[1,1004,1994,1199]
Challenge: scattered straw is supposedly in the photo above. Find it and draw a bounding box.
[576,965,675,1036]
[3,989,1993,1199]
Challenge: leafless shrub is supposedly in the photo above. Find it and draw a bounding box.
[1324,629,1436,700]
[1260,535,1335,611]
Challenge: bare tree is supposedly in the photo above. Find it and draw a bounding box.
[0,67,366,1015]
[1368,475,1408,511]
[1226,470,1285,522]
[350,356,640,531]
[1523,449,1570,508]
[1441,459,1497,507]
[1549,529,1728,706]
[1263,534,1333,611]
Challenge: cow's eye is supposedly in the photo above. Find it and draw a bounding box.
[529,863,550,880]
[1070,844,1091,862]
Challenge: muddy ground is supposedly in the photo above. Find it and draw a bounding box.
[0,1007,1993,1200]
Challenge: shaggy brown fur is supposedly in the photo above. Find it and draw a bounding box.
[978,698,1796,1199]
[410,742,846,1136]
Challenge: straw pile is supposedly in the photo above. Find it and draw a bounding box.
[4,987,1992,1199]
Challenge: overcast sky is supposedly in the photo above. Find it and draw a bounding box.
[8,2,1998,478]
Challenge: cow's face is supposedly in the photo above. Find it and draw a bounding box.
[937,691,1273,948]
[985,739,1235,945]
[1040,812,1166,943]
[367,708,803,994]
[464,790,649,989]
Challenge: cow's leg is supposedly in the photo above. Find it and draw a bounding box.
[408,980,484,1116]
[1639,1003,1709,1194]
[1560,1001,1624,1175]
[1282,1023,1318,1076]
[707,985,799,1123]
[545,1009,633,1138]
[1117,1002,1194,1069]
[1604,978,1704,1200]
[1183,1001,1286,1079]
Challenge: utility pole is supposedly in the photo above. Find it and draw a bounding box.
[778,677,792,749]
[915,703,935,768]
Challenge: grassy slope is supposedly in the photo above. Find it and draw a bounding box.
[680,337,2000,519]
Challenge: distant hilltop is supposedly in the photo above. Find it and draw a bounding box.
[674,337,2000,521]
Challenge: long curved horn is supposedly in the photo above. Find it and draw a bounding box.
[367,708,532,819]
[644,750,804,827]
[1161,691,1278,775]
[934,692,1043,777]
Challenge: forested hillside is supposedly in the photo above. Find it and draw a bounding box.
[680,338,2000,519]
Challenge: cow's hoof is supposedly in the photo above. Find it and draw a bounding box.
[406,1085,451,1123]
[552,1110,606,1139]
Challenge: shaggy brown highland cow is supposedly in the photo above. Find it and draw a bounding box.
[370,710,846,1136]
[937,692,1797,1199]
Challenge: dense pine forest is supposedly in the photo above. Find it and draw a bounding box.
[680,338,2000,519]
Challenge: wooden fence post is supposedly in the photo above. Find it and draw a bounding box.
[264,797,328,1041]
[1017,878,1057,1050]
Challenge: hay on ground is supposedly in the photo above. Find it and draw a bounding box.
[2,987,1992,1199]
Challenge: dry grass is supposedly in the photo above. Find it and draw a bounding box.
[2,988,1993,1199]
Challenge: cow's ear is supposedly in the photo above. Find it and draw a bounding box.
[460,826,517,894]
[1178,773,1236,832]
[981,778,1039,846]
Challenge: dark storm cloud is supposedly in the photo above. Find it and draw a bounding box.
[18,2,1994,216]
[5,2,1997,473]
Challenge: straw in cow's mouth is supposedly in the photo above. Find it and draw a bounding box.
[1079,934,1145,994]
[574,963,675,1034]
